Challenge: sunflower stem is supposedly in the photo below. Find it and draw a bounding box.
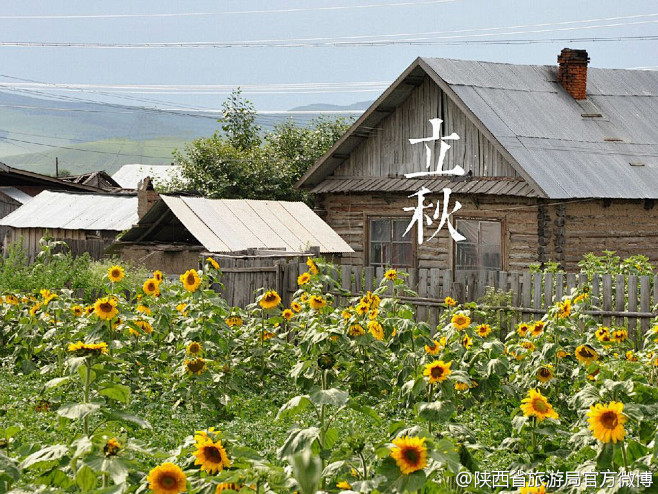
[83,358,92,436]
[359,451,368,479]
[530,417,537,456]
[620,441,629,470]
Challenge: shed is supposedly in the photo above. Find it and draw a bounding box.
[0,190,138,260]
[298,49,658,272]
[112,195,353,274]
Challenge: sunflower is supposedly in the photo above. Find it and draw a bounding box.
[368,308,378,320]
[557,350,569,359]
[595,326,611,342]
[309,295,327,310]
[556,299,572,319]
[520,388,559,421]
[282,309,294,320]
[390,436,428,475]
[461,334,473,349]
[297,272,311,285]
[206,257,220,270]
[143,278,161,296]
[291,301,302,313]
[68,341,108,356]
[85,305,95,316]
[536,365,554,383]
[626,350,638,362]
[187,341,202,355]
[108,265,125,283]
[225,316,243,327]
[574,293,588,304]
[337,480,352,489]
[94,297,118,320]
[454,382,469,391]
[259,290,281,309]
[176,303,188,316]
[451,313,471,330]
[348,324,365,337]
[29,302,41,317]
[185,358,206,375]
[424,339,443,355]
[146,462,187,494]
[180,270,201,293]
[135,320,153,334]
[104,438,121,456]
[423,360,452,384]
[444,296,456,307]
[360,291,380,309]
[368,320,384,341]
[72,305,83,317]
[384,269,397,281]
[153,270,164,282]
[306,258,319,275]
[355,303,369,316]
[216,483,242,493]
[575,344,598,365]
[530,321,545,337]
[192,437,231,474]
[611,329,628,343]
[587,402,626,443]
[136,304,152,315]
[517,323,530,337]
[4,294,18,305]
[521,341,536,352]
[520,485,546,493]
[262,331,275,341]
[40,289,58,304]
[476,324,491,337]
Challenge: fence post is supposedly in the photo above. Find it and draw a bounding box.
[627,275,638,345]
[640,276,651,348]
[602,274,612,327]
[615,275,625,328]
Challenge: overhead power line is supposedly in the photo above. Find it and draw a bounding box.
[0,0,462,19]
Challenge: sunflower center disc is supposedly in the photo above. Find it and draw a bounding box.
[205,446,223,463]
[533,398,548,414]
[100,303,112,312]
[431,367,443,379]
[161,475,175,487]
[600,411,619,429]
[403,447,419,465]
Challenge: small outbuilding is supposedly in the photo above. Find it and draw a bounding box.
[112,195,354,274]
[0,190,138,260]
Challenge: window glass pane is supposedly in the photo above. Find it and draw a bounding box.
[391,243,413,267]
[455,219,501,271]
[370,220,390,242]
[456,220,478,244]
[480,221,501,246]
[455,243,478,270]
[370,242,383,266]
[393,219,411,240]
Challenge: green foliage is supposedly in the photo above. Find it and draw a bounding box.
[167,89,352,202]
[579,250,654,278]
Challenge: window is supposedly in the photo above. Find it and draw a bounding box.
[454,219,502,271]
[368,218,414,268]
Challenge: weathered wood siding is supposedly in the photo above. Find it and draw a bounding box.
[3,227,115,261]
[319,192,539,271]
[333,76,518,179]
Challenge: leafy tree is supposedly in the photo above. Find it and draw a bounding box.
[166,90,352,202]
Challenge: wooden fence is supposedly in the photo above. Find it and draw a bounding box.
[211,256,656,330]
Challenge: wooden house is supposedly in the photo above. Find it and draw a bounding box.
[0,190,138,260]
[297,49,658,272]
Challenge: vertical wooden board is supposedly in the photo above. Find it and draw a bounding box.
[341,265,352,304]
[289,263,299,299]
[521,272,531,320]
[365,267,375,292]
[615,275,625,328]
[429,269,440,327]
[640,276,651,345]
[543,273,553,309]
[408,268,418,293]
[442,269,452,298]
[566,274,577,296]
[352,266,362,294]
[578,273,588,290]
[533,274,542,310]
[418,269,429,322]
[591,275,600,310]
[555,273,564,301]
[498,271,508,292]
[654,275,658,307]
[627,275,638,344]
[510,272,520,307]
[375,266,384,285]
[602,274,612,327]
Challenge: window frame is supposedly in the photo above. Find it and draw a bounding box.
[451,216,506,272]
[365,215,417,268]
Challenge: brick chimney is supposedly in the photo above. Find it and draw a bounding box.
[557,48,589,100]
[137,176,160,219]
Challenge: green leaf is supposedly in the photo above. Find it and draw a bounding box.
[347,401,381,424]
[0,452,20,482]
[485,358,508,378]
[277,427,321,458]
[431,439,462,474]
[99,384,130,404]
[103,410,152,429]
[85,456,129,485]
[309,388,348,407]
[417,401,455,423]
[57,402,101,420]
[20,444,68,470]
[290,448,322,494]
[511,415,529,433]
[277,395,313,421]
[75,465,97,492]
[377,457,427,492]
[44,376,71,389]
[324,427,339,450]
[596,442,613,470]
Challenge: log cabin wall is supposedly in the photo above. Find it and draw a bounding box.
[319,192,540,271]
[333,76,518,179]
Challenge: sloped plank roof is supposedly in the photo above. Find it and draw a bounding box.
[0,190,138,230]
[0,186,32,204]
[121,196,354,254]
[298,57,658,199]
[111,164,181,189]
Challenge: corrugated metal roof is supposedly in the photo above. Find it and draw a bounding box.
[0,186,32,204]
[299,57,658,199]
[123,196,353,254]
[111,164,181,189]
[0,190,138,230]
[311,177,539,197]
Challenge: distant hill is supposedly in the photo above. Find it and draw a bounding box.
[290,100,372,112]
[0,91,366,175]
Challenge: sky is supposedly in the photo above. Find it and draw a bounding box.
[0,0,656,112]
